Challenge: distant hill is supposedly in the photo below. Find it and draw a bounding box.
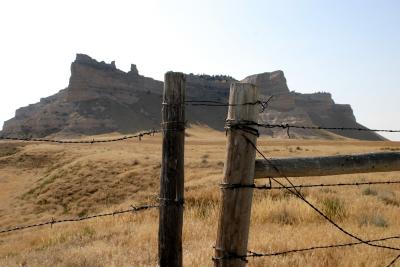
[0,54,385,140]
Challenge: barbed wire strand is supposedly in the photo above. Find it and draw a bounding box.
[255,122,400,133]
[0,129,160,144]
[244,235,400,258]
[213,234,400,263]
[386,254,400,267]
[220,180,400,190]
[0,204,160,235]
[184,96,274,112]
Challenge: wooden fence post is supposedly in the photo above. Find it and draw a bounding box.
[214,83,259,267]
[159,72,186,267]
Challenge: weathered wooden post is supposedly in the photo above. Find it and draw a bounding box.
[159,72,185,267]
[214,83,259,267]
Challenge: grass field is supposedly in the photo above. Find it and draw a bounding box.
[0,125,399,266]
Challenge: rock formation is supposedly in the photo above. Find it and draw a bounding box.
[0,54,385,141]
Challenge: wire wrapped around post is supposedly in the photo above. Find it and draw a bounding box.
[158,72,186,267]
[214,82,259,267]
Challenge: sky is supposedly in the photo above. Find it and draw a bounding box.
[0,0,399,140]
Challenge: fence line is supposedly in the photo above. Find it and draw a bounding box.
[0,203,160,234]
[245,234,400,259]
[214,132,400,265]
[256,122,400,134]
[0,129,160,144]
[214,134,400,265]
[214,84,400,266]
[220,180,400,190]
[212,234,400,262]
[1,102,399,145]
[225,120,400,134]
[1,87,400,265]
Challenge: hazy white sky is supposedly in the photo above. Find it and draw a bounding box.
[0,0,399,140]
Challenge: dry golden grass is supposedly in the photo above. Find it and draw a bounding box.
[0,125,399,266]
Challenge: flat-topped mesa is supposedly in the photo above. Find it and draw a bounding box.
[0,54,386,140]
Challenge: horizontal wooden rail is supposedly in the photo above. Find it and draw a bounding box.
[254,152,400,178]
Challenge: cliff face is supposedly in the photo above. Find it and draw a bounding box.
[1,54,385,140]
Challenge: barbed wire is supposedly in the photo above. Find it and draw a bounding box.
[184,98,269,107]
[213,235,400,262]
[386,254,400,267]
[0,129,160,144]
[0,203,160,235]
[247,234,400,258]
[224,120,400,141]
[184,96,274,112]
[220,180,400,190]
[255,121,400,134]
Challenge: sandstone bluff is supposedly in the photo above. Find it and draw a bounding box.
[0,54,384,140]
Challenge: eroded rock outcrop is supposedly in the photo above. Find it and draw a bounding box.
[0,54,385,140]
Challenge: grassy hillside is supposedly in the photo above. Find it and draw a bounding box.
[0,126,399,266]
